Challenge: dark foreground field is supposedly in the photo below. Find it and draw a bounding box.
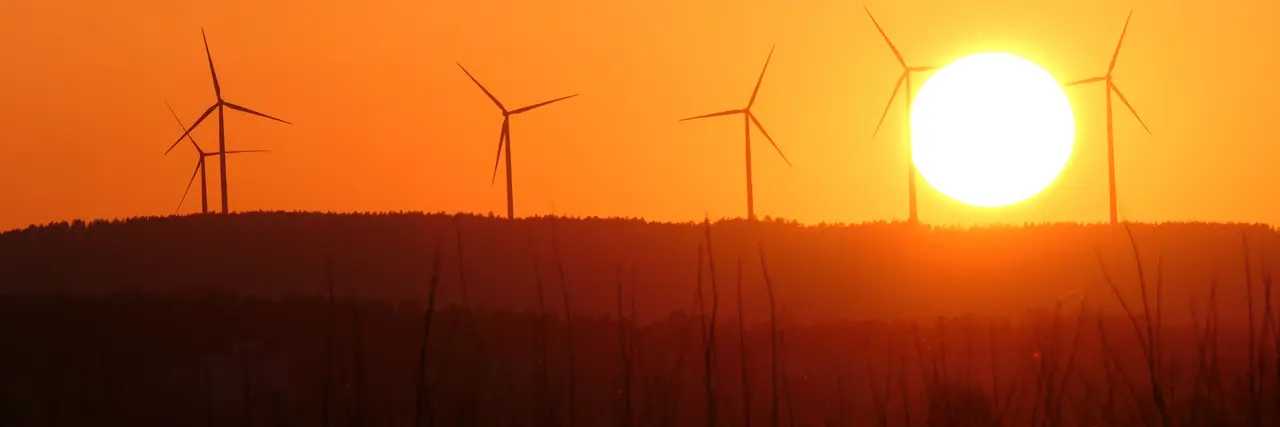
[2,212,1280,426]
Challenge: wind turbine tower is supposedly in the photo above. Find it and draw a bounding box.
[1064,11,1152,225]
[166,29,292,214]
[680,46,791,221]
[457,62,578,220]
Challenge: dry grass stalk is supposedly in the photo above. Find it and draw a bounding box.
[654,267,702,427]
[241,343,252,426]
[899,354,913,427]
[1096,311,1147,427]
[988,323,1000,416]
[551,216,578,427]
[528,235,554,427]
[835,375,848,427]
[1242,233,1258,422]
[778,328,797,427]
[628,264,649,424]
[350,296,365,427]
[758,242,780,427]
[616,264,635,427]
[452,221,476,426]
[413,238,442,427]
[1188,275,1220,425]
[1092,223,1169,426]
[700,217,722,427]
[867,356,890,427]
[1049,299,1088,425]
[735,257,752,427]
[321,256,335,427]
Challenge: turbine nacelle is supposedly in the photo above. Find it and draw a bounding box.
[164,100,292,155]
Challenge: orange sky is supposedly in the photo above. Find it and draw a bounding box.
[0,0,1276,230]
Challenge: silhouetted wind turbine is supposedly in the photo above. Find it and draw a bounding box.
[1064,11,1151,225]
[679,46,791,221]
[165,101,268,214]
[864,7,936,226]
[165,28,292,215]
[457,62,578,220]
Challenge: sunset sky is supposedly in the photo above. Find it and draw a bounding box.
[0,0,1276,230]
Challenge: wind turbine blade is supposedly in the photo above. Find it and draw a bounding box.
[749,112,790,167]
[1065,76,1106,86]
[165,100,203,154]
[679,109,742,121]
[747,45,776,108]
[456,62,506,112]
[224,150,271,155]
[1110,82,1151,135]
[491,120,509,185]
[509,94,579,115]
[864,7,906,68]
[909,66,937,72]
[1108,11,1134,74]
[872,73,907,138]
[166,104,217,155]
[201,28,221,99]
[176,161,201,214]
[224,102,292,125]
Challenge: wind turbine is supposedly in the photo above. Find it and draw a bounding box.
[1064,11,1151,225]
[456,62,578,220]
[165,28,292,214]
[679,46,791,221]
[165,101,268,214]
[864,7,936,226]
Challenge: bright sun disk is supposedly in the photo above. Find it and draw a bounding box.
[910,52,1075,208]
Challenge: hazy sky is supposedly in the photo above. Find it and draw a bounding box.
[0,0,1276,230]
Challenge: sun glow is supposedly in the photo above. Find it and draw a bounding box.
[911,53,1075,208]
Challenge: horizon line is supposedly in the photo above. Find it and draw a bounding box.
[4,209,1277,235]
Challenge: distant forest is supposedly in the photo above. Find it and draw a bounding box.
[0,212,1276,324]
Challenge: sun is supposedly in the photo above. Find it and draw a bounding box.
[910,53,1075,208]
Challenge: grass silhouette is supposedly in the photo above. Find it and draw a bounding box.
[2,213,1280,425]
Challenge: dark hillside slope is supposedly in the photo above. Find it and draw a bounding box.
[0,212,1275,324]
